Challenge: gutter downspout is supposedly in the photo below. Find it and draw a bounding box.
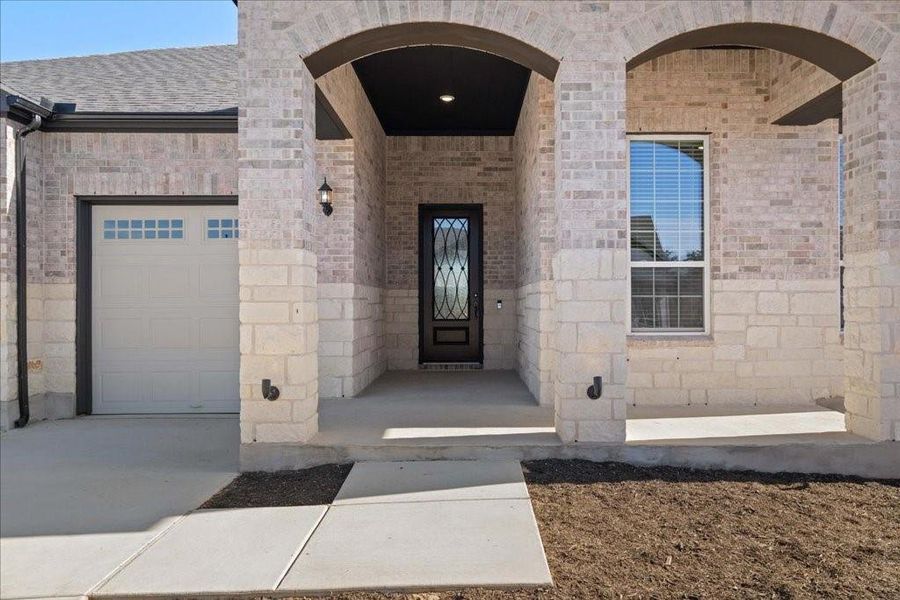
[13,114,42,428]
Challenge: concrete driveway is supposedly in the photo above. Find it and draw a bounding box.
[0,416,238,600]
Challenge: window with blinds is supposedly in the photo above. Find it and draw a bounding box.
[628,136,709,333]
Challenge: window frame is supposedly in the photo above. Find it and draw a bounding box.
[626,133,711,336]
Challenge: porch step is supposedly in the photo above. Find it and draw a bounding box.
[419,362,483,370]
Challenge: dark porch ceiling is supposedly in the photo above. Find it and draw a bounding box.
[351,46,531,136]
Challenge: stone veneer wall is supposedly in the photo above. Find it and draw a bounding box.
[514,73,556,406]
[625,49,842,406]
[238,2,320,445]
[384,136,517,370]
[0,118,16,429]
[315,64,387,398]
[1,128,78,429]
[841,53,900,441]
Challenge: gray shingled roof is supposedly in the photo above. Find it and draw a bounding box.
[0,45,236,113]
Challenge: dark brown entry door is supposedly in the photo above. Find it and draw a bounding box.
[419,204,483,363]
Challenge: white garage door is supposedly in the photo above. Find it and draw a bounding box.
[92,205,239,414]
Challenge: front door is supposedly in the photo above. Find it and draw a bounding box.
[419,204,483,363]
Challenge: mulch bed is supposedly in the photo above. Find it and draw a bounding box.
[201,463,352,508]
[263,459,899,600]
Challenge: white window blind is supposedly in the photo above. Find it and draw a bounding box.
[628,136,709,334]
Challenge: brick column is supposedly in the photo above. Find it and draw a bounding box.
[238,2,320,445]
[552,59,628,443]
[842,56,900,442]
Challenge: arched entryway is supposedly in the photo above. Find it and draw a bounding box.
[236,1,898,467]
[303,22,560,80]
[614,6,896,442]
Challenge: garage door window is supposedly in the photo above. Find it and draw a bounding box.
[103,218,184,240]
[207,218,239,239]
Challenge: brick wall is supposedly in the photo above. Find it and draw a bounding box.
[385,136,516,289]
[769,51,840,122]
[514,73,556,405]
[316,63,386,288]
[841,53,900,441]
[0,119,15,429]
[0,128,237,429]
[625,48,842,406]
[384,136,518,369]
[6,0,897,447]
[315,140,354,284]
[315,63,387,397]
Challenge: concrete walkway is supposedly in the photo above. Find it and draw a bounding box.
[94,460,551,597]
[0,417,239,600]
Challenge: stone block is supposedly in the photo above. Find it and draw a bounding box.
[254,422,315,443]
[790,293,836,315]
[577,419,626,443]
[757,292,788,314]
[780,327,823,349]
[240,355,284,384]
[241,266,288,286]
[240,302,290,323]
[747,326,778,348]
[287,353,317,385]
[255,324,307,355]
[714,292,757,315]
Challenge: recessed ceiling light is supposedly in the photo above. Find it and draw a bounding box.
[439,94,455,103]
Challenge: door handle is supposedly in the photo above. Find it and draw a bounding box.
[473,292,480,318]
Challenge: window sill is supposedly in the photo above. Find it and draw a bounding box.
[627,334,714,347]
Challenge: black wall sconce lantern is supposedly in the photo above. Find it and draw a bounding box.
[319,177,334,216]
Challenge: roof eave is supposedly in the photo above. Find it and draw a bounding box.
[1,93,237,132]
[41,110,238,133]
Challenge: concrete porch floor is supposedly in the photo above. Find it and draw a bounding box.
[313,370,862,448]
[314,370,559,447]
[243,371,897,478]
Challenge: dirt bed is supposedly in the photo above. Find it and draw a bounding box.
[271,460,899,600]
[201,464,352,508]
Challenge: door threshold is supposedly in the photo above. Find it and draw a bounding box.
[419,362,484,370]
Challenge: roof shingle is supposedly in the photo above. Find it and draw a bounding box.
[0,45,236,113]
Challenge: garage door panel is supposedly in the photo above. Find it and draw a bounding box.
[149,265,195,299]
[199,264,238,299]
[150,317,193,349]
[98,318,145,350]
[97,265,145,301]
[199,317,239,349]
[96,372,149,406]
[199,371,240,404]
[92,204,239,414]
[149,371,195,404]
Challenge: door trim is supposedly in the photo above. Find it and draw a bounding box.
[75,195,238,415]
[417,203,484,365]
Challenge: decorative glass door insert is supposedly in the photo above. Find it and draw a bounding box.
[419,205,483,363]
[433,217,470,320]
